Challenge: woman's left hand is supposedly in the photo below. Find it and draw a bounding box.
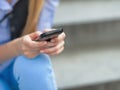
[40,32,66,55]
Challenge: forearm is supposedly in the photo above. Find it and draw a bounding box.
[0,31,65,63]
[0,38,21,63]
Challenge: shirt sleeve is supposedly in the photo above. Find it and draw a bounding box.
[0,0,18,20]
[0,0,12,11]
[37,0,60,32]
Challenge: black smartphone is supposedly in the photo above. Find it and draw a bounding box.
[35,28,63,42]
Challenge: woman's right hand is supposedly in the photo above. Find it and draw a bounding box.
[18,31,48,58]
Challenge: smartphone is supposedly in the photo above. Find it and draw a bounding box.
[35,28,63,42]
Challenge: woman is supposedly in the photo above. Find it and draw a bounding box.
[0,0,65,90]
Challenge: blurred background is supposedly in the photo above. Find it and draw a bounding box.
[51,0,120,90]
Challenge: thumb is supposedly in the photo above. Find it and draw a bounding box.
[29,31,42,40]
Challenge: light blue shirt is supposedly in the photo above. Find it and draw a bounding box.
[0,0,59,71]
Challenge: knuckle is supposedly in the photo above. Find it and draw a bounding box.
[63,32,66,38]
[22,36,27,43]
[21,46,26,51]
[55,46,60,51]
[53,48,59,54]
[29,43,34,48]
[56,46,64,55]
[22,36,35,48]
[62,32,66,39]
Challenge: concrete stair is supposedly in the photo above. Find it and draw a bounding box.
[52,0,120,90]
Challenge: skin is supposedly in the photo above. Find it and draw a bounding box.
[0,30,66,63]
[7,0,12,3]
[1,0,66,63]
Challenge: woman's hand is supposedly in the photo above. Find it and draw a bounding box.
[39,31,66,55]
[19,31,47,58]
[18,30,66,58]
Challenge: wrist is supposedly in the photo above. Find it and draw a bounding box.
[14,37,23,56]
[6,37,22,57]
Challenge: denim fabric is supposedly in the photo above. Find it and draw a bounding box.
[0,0,59,89]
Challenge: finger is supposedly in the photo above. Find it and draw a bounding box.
[50,46,64,55]
[29,31,42,40]
[44,42,57,48]
[23,36,47,48]
[40,41,64,54]
[51,32,66,43]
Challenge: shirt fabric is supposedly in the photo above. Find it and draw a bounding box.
[0,0,59,72]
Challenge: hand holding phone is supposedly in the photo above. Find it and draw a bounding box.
[35,28,63,42]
